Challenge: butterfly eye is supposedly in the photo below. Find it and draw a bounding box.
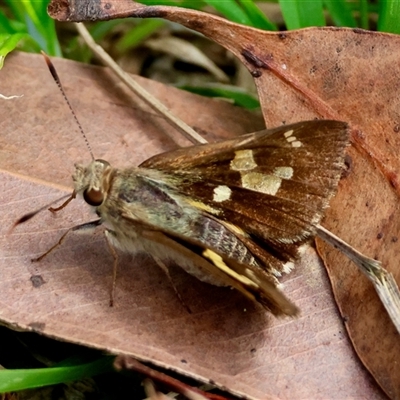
[83,188,104,206]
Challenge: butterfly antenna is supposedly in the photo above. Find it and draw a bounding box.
[41,51,95,161]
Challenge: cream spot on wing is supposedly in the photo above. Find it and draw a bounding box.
[213,185,232,202]
[223,221,247,236]
[273,166,293,179]
[284,130,294,138]
[230,149,257,171]
[188,199,220,214]
[284,130,302,147]
[202,249,256,287]
[241,172,281,195]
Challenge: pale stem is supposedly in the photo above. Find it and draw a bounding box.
[317,224,400,334]
[75,22,208,145]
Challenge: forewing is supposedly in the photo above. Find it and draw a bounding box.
[141,120,349,247]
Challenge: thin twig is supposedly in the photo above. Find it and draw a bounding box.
[114,356,224,400]
[75,22,207,145]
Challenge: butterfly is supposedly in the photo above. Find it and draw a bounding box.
[15,54,349,317]
[67,119,348,316]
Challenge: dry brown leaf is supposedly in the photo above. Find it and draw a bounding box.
[0,52,384,399]
[47,2,400,398]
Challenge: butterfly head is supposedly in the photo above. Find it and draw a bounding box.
[73,159,114,207]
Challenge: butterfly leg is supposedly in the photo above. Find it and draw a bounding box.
[152,255,192,313]
[103,229,119,307]
[48,191,76,212]
[32,219,102,262]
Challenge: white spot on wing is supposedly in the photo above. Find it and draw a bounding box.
[241,172,281,195]
[284,130,302,147]
[282,261,295,274]
[284,130,294,138]
[230,149,257,171]
[274,166,293,179]
[213,185,232,202]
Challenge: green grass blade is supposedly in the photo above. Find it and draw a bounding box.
[279,0,325,29]
[4,0,61,56]
[236,0,277,30]
[0,33,28,68]
[0,357,114,392]
[378,0,400,33]
[0,11,18,34]
[204,0,253,25]
[359,0,369,30]
[176,0,206,8]
[179,84,260,109]
[142,0,273,28]
[141,0,205,9]
[115,19,166,53]
[323,0,357,27]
